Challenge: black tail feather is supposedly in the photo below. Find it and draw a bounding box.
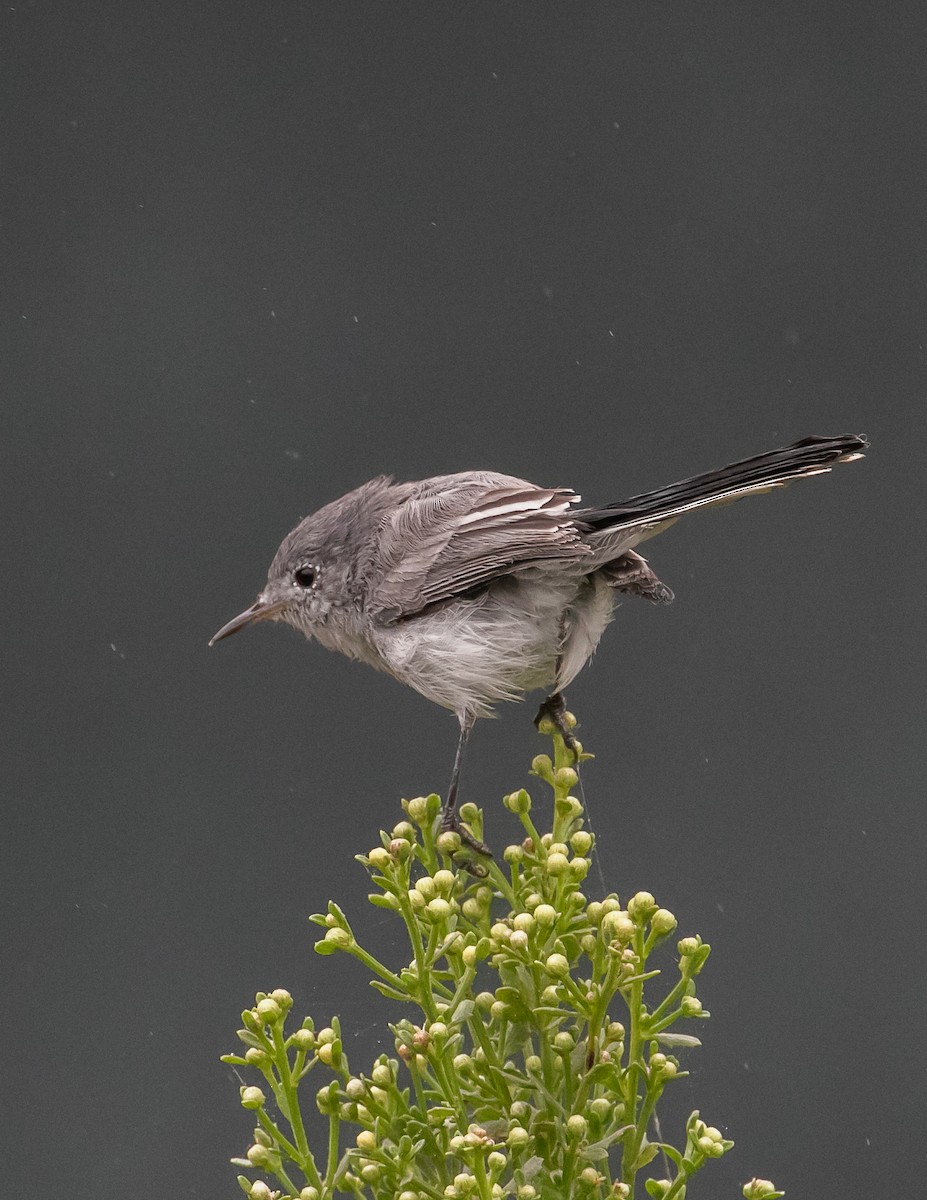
[577,434,867,533]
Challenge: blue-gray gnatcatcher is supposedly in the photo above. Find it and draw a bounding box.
[211,434,866,853]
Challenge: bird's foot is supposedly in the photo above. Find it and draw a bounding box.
[534,692,580,762]
[440,804,492,875]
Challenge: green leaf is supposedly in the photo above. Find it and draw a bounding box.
[369,980,408,1000]
[368,894,399,910]
[520,1156,545,1181]
[656,1033,702,1048]
[579,1126,632,1162]
[450,999,475,1022]
[634,1141,659,1169]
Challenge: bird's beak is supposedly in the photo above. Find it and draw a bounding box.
[209,595,289,645]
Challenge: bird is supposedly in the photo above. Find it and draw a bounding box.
[210,433,866,853]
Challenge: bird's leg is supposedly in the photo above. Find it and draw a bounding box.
[534,644,580,760]
[441,714,492,860]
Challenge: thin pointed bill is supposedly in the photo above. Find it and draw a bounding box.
[209,596,289,645]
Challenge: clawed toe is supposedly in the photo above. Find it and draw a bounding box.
[534,692,580,761]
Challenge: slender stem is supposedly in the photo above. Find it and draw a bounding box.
[324,1107,341,1195]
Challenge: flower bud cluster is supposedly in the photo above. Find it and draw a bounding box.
[691,1116,733,1159]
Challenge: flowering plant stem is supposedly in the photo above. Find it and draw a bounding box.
[222,716,783,1200]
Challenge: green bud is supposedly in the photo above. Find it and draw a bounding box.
[392,821,416,840]
[534,904,557,927]
[545,953,571,977]
[531,754,553,776]
[677,936,700,956]
[681,996,704,1016]
[367,847,391,870]
[249,1184,273,1200]
[415,875,437,899]
[586,901,603,923]
[433,868,455,893]
[570,856,590,880]
[503,844,524,863]
[398,1193,420,1200]
[509,930,529,951]
[510,1100,531,1121]
[361,1164,381,1184]
[546,852,569,875]
[436,830,461,855]
[650,1052,667,1070]
[525,1055,542,1073]
[540,985,561,1004]
[651,908,677,936]
[356,1130,377,1151]
[627,891,657,922]
[292,1027,315,1051]
[453,1052,474,1071]
[459,801,479,823]
[603,912,635,942]
[504,788,532,813]
[554,767,578,789]
[255,998,282,1023]
[580,933,597,954]
[518,1189,538,1200]
[270,988,292,1009]
[345,1077,365,1099]
[644,1180,671,1199]
[429,1021,448,1039]
[566,1114,587,1138]
[580,1167,602,1186]
[612,1185,630,1199]
[554,1031,574,1052]
[490,922,511,941]
[408,889,426,910]
[246,1144,274,1168]
[317,1026,336,1044]
[513,911,535,932]
[507,1126,530,1147]
[462,944,478,967]
[606,1021,625,1041]
[570,830,593,855]
[461,898,481,920]
[742,1180,780,1199]
[244,1047,269,1068]
[427,897,453,920]
[300,1189,321,1200]
[590,1097,611,1121]
[490,1001,508,1021]
[406,796,430,823]
[240,1086,265,1109]
[324,926,352,948]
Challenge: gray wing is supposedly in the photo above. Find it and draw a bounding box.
[368,473,591,623]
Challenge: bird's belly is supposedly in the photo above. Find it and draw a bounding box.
[374,575,609,718]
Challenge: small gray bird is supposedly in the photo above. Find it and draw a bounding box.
[211,434,866,850]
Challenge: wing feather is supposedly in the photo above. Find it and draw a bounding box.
[369,476,588,623]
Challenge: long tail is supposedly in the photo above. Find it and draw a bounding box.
[576,434,867,536]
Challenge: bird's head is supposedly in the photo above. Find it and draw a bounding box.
[209,516,345,646]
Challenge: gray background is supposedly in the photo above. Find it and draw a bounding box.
[3,2,925,1196]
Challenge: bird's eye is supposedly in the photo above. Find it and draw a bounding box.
[294,565,316,588]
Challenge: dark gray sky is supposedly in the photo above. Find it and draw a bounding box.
[3,2,925,1196]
